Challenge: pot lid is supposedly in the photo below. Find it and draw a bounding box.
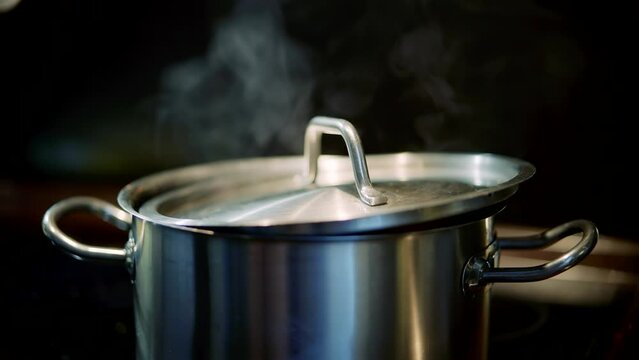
[122,117,535,235]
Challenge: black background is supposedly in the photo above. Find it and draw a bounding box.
[2,0,637,239]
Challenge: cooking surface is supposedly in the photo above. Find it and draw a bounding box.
[2,181,638,359]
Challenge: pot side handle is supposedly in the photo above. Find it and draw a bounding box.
[42,196,132,262]
[464,219,598,291]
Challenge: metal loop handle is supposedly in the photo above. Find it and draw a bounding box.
[495,222,592,249]
[303,116,387,206]
[464,219,598,291]
[42,196,132,262]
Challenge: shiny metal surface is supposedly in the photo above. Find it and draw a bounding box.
[303,116,387,206]
[120,117,535,235]
[41,195,600,359]
[463,219,598,291]
[130,216,494,360]
[42,196,132,261]
[125,151,535,235]
[38,118,595,359]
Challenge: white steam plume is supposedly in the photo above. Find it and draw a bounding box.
[156,1,314,164]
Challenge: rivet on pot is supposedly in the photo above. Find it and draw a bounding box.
[124,235,136,283]
[463,256,491,295]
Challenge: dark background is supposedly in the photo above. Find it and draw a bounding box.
[1,0,637,359]
[2,0,637,238]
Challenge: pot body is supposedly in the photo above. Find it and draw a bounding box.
[130,216,495,360]
[41,119,598,359]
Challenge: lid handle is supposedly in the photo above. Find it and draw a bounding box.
[304,116,388,206]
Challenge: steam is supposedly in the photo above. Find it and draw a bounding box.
[155,1,470,163]
[387,24,469,151]
[156,2,314,163]
[389,25,460,113]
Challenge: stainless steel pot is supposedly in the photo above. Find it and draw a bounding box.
[42,117,598,360]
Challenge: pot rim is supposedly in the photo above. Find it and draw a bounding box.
[117,151,535,236]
